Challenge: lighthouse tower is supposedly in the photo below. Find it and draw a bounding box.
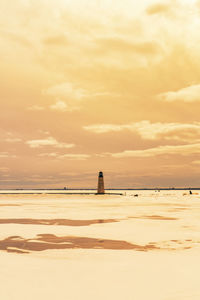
[97,171,105,194]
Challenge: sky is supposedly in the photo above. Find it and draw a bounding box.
[1,0,200,188]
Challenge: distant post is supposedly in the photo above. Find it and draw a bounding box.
[97,171,105,194]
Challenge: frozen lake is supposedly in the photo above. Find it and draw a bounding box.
[0,190,200,300]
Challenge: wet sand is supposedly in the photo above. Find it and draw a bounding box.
[0,218,118,226]
[0,234,158,253]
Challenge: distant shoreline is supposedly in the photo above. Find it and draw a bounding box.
[0,188,199,191]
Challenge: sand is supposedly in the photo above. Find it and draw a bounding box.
[0,190,200,300]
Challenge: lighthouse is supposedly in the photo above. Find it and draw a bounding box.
[97,171,105,194]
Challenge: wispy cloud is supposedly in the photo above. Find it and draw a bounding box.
[96,37,159,55]
[39,153,90,160]
[28,105,45,111]
[146,3,171,15]
[83,121,200,142]
[58,154,90,160]
[4,138,22,143]
[0,152,16,158]
[158,84,200,102]
[0,167,9,172]
[43,82,87,111]
[44,82,114,110]
[50,100,72,112]
[0,132,22,143]
[192,160,200,165]
[26,137,75,149]
[1,30,32,48]
[83,124,123,133]
[110,143,200,158]
[38,152,58,157]
[44,82,86,100]
[0,137,22,143]
[43,35,69,46]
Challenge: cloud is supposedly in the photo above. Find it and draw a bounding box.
[0,167,9,172]
[44,82,113,110]
[0,134,22,143]
[1,30,32,48]
[0,152,16,158]
[1,174,9,178]
[58,154,90,160]
[38,130,50,135]
[28,102,74,112]
[158,84,200,102]
[43,35,68,46]
[0,132,22,145]
[50,100,72,112]
[146,3,171,15]
[43,82,88,110]
[97,38,159,55]
[192,160,200,165]
[4,138,22,143]
[38,153,58,157]
[28,105,45,111]
[26,137,75,149]
[83,124,123,133]
[44,82,86,101]
[110,143,200,158]
[39,153,90,160]
[83,121,200,142]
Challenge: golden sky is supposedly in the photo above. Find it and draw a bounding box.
[1,0,200,188]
